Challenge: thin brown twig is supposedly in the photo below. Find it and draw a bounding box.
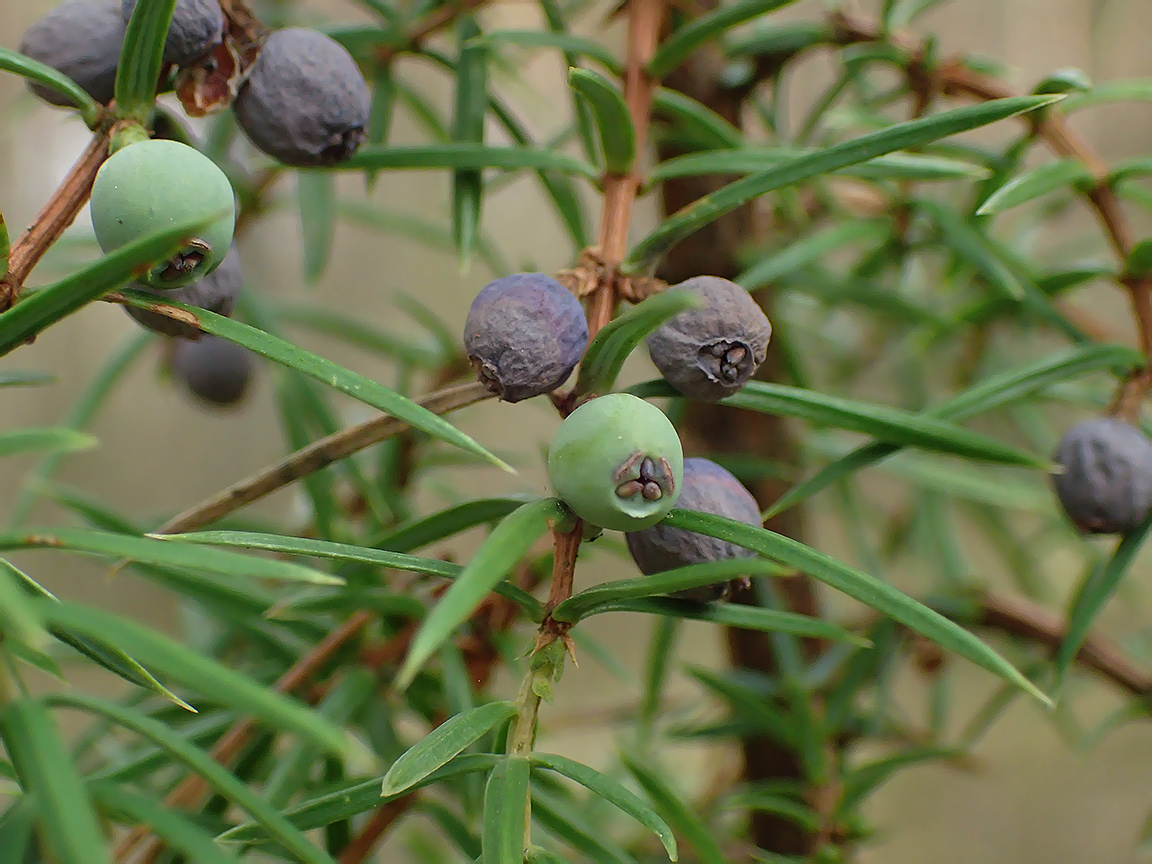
[584,0,666,338]
[116,611,374,864]
[0,127,114,312]
[150,380,494,537]
[972,589,1152,695]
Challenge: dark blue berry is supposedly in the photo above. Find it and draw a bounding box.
[121,0,224,66]
[646,276,772,402]
[19,0,125,107]
[125,245,242,338]
[170,334,253,407]
[626,457,761,600]
[464,273,589,403]
[233,27,370,167]
[1053,417,1152,535]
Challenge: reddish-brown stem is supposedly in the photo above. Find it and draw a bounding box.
[535,521,583,651]
[116,611,373,864]
[585,0,666,338]
[973,590,1152,695]
[0,127,113,311]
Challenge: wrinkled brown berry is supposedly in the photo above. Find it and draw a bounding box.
[1053,417,1152,535]
[464,273,589,403]
[233,28,370,167]
[626,457,761,600]
[19,0,125,107]
[646,276,772,402]
[122,0,224,66]
[169,334,253,407]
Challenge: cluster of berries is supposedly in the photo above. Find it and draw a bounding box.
[20,0,370,167]
[17,1,370,406]
[463,272,772,597]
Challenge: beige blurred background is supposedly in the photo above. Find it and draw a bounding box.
[5,0,1152,861]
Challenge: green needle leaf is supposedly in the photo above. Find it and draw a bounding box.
[568,68,636,175]
[297,170,337,284]
[0,211,223,356]
[482,756,531,864]
[51,694,338,864]
[341,143,599,179]
[118,290,512,473]
[623,95,1063,271]
[629,379,1048,467]
[39,602,366,759]
[531,753,678,860]
[620,753,726,864]
[395,497,569,691]
[764,343,1138,518]
[115,0,177,121]
[90,785,241,864]
[575,288,700,397]
[1,698,111,864]
[0,46,100,124]
[0,526,341,586]
[157,530,542,617]
[451,15,488,269]
[660,509,1050,705]
[647,0,801,77]
[0,428,97,459]
[382,701,517,797]
[976,159,1091,215]
[1054,518,1152,694]
[220,755,502,844]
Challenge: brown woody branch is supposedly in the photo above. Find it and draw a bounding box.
[972,589,1152,695]
[585,0,666,337]
[149,380,493,537]
[0,126,114,312]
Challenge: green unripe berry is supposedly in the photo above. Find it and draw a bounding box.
[547,393,684,531]
[90,139,235,289]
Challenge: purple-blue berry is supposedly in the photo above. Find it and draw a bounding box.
[19,0,125,107]
[169,334,253,407]
[646,276,772,402]
[125,245,242,339]
[1053,417,1152,535]
[464,273,589,403]
[626,457,761,600]
[233,27,370,167]
[121,0,224,66]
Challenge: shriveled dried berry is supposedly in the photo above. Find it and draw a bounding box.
[547,393,683,531]
[464,273,589,403]
[90,139,236,289]
[232,27,370,167]
[170,334,253,406]
[626,458,761,601]
[19,0,125,107]
[121,0,224,66]
[125,245,242,338]
[1053,417,1152,535]
[646,276,772,402]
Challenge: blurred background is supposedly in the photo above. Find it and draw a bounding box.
[4,0,1152,861]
